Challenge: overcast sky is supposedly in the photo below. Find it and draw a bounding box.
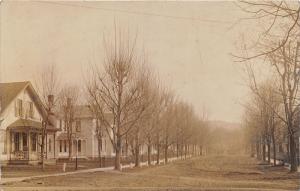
[0,1,255,123]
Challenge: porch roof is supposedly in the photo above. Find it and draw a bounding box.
[7,119,59,132]
[8,119,42,131]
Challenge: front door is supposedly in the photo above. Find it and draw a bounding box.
[12,132,29,160]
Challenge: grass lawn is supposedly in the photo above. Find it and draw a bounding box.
[2,155,299,191]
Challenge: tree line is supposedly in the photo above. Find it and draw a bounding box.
[237,1,300,172]
[34,28,211,171]
[84,28,211,170]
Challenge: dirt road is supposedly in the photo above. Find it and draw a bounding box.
[2,155,299,191]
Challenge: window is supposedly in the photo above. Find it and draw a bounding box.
[99,139,102,151]
[49,139,52,152]
[59,119,62,130]
[14,133,20,151]
[29,102,34,118]
[75,120,81,132]
[31,133,37,151]
[59,140,62,152]
[78,140,81,152]
[15,99,23,117]
[64,121,67,132]
[22,133,27,150]
[64,140,67,152]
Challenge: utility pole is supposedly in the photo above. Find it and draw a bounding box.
[0,0,2,83]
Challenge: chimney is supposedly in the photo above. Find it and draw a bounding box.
[48,95,54,111]
[47,94,56,128]
[67,97,72,109]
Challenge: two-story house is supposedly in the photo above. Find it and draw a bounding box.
[0,81,58,165]
[56,105,115,160]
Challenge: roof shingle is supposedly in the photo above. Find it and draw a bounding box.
[0,81,29,114]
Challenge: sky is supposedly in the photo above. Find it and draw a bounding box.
[0,1,255,123]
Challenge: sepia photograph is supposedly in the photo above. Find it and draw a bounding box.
[0,1,300,190]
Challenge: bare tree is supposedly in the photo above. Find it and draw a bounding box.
[34,63,60,170]
[234,1,300,61]
[86,27,150,170]
[161,93,175,164]
[57,86,80,161]
[88,99,108,167]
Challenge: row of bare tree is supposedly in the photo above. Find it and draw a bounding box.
[85,30,210,170]
[34,29,211,171]
[237,1,300,172]
[242,40,300,172]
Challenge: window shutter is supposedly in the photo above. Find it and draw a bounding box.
[30,102,34,118]
[15,100,18,117]
[20,100,24,118]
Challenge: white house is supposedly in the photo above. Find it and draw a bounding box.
[56,105,115,160]
[0,81,59,165]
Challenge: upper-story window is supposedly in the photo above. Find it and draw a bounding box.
[64,120,67,132]
[75,120,81,132]
[59,119,62,130]
[48,138,52,152]
[15,99,23,117]
[29,102,34,118]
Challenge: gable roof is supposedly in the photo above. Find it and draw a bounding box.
[56,104,113,121]
[0,81,30,114]
[0,81,47,118]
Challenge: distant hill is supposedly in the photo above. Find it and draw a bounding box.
[207,120,241,130]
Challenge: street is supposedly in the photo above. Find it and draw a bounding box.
[2,155,299,191]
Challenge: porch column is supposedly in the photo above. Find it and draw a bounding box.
[28,131,31,160]
[54,133,56,159]
[9,131,12,160]
[46,133,48,159]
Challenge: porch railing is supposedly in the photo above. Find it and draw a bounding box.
[38,151,47,160]
[12,151,29,160]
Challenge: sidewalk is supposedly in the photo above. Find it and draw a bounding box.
[268,158,300,172]
[0,155,192,185]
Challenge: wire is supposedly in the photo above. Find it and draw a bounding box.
[34,1,234,25]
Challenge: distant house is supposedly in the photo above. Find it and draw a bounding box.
[0,81,59,165]
[294,108,300,165]
[55,105,115,160]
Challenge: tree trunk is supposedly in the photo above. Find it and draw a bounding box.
[114,136,121,171]
[200,145,203,156]
[68,137,72,161]
[176,143,179,158]
[41,128,45,170]
[125,134,129,157]
[271,130,277,166]
[262,144,266,161]
[250,144,253,157]
[135,143,140,167]
[156,143,160,165]
[287,137,290,162]
[164,145,168,164]
[147,144,151,166]
[256,141,261,160]
[98,137,102,167]
[289,133,297,172]
[267,143,271,164]
[184,144,187,159]
[272,135,276,166]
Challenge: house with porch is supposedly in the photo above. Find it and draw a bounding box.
[0,81,59,165]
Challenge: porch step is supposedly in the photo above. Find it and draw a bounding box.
[8,160,29,165]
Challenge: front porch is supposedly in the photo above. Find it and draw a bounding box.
[7,119,55,165]
[56,133,87,159]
